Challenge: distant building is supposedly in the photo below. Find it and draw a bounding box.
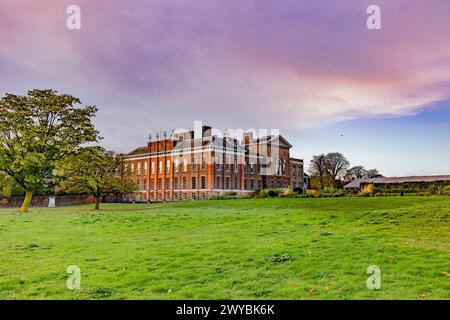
[303,173,310,191]
[290,158,305,190]
[123,125,304,202]
[344,175,450,193]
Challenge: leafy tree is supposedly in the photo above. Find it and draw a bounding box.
[0,89,99,212]
[0,172,26,197]
[309,174,334,190]
[0,172,13,198]
[57,147,137,210]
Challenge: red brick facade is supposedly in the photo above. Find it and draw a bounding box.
[123,126,297,202]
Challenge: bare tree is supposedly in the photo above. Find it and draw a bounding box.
[325,152,350,187]
[309,154,328,189]
[366,168,383,178]
[344,165,368,183]
[310,152,381,188]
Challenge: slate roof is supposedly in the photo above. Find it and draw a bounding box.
[250,135,293,148]
[125,134,291,157]
[126,146,148,156]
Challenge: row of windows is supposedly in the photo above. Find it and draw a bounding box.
[245,179,261,190]
[215,176,242,190]
[138,177,274,190]
[136,176,258,191]
[146,192,208,201]
[266,180,289,189]
[137,177,208,190]
[128,162,149,175]
[127,160,207,174]
[139,178,259,191]
[138,192,209,201]
[126,161,272,175]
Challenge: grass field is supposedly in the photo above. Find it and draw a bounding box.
[0,196,449,300]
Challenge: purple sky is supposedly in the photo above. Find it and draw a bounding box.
[1,0,449,175]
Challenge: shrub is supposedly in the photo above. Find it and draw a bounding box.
[360,183,374,196]
[242,191,256,199]
[427,184,446,195]
[443,185,450,196]
[258,189,270,198]
[305,189,321,198]
[1,183,12,198]
[428,184,437,195]
[258,189,284,198]
[293,187,304,194]
[210,192,238,200]
[0,173,14,198]
[268,190,278,198]
[280,188,299,198]
[320,187,344,197]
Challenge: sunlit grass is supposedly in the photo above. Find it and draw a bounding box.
[0,197,449,299]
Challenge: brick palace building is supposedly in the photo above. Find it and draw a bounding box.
[123,125,304,202]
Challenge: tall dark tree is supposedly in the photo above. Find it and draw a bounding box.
[344,166,383,184]
[0,89,99,212]
[325,152,350,187]
[309,154,329,189]
[344,165,368,183]
[366,169,383,178]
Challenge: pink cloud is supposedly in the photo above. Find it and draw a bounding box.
[0,0,450,150]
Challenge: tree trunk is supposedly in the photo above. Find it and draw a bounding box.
[94,196,101,210]
[20,190,33,213]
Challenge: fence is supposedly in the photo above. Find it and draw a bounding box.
[0,195,94,208]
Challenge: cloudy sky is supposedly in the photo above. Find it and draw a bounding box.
[1,0,449,176]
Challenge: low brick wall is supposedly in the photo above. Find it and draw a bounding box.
[0,195,95,208]
[103,194,126,203]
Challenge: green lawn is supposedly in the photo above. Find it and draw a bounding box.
[0,197,449,300]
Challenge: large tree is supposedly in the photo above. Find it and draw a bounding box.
[0,89,99,212]
[309,154,329,189]
[344,166,383,183]
[325,152,350,187]
[344,165,368,183]
[58,147,137,210]
[366,168,383,178]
